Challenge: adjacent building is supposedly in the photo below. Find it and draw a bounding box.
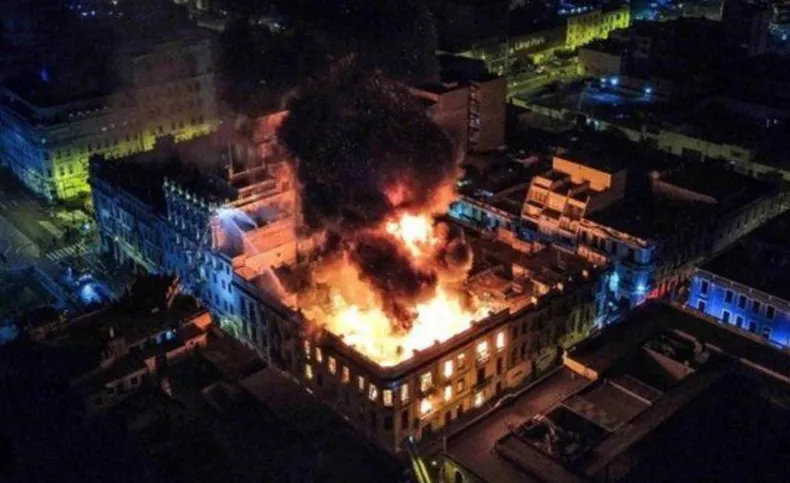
[411,74,507,155]
[452,150,788,315]
[444,301,790,482]
[0,26,219,201]
[688,211,790,348]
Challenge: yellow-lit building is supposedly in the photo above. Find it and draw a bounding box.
[0,28,218,202]
[451,6,630,78]
[565,5,631,50]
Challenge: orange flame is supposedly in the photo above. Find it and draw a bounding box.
[304,211,493,367]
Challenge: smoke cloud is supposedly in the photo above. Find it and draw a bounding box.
[278,61,467,331]
[278,61,458,232]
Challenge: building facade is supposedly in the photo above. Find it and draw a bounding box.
[0,28,218,201]
[452,155,788,318]
[688,213,790,348]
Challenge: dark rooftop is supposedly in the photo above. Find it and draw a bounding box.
[586,193,712,240]
[89,135,235,212]
[658,162,776,213]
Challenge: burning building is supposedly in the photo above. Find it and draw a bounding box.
[90,69,605,452]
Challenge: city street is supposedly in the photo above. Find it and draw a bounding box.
[508,62,581,99]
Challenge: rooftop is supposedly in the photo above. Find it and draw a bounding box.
[657,162,776,214]
[586,193,712,240]
[701,212,790,303]
[90,136,235,212]
[449,302,790,482]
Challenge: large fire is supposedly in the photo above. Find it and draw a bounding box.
[302,211,494,367]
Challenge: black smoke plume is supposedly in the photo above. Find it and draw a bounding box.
[278,61,465,330]
[278,61,458,233]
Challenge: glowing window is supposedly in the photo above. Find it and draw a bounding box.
[304,364,313,380]
[383,389,393,407]
[316,347,323,363]
[420,398,433,416]
[369,384,379,402]
[401,384,410,404]
[476,341,489,361]
[496,331,506,351]
[341,366,350,383]
[457,352,466,368]
[474,391,485,408]
[443,360,454,379]
[304,340,311,360]
[358,375,365,392]
[328,356,337,375]
[444,385,452,402]
[420,372,433,393]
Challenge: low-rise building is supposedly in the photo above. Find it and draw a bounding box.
[0,25,219,201]
[33,275,211,415]
[688,211,790,348]
[453,148,788,314]
[443,301,790,483]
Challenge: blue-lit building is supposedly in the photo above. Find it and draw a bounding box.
[688,213,790,348]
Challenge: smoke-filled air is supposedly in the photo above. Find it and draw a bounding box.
[278,62,493,367]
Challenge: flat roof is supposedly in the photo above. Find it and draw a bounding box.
[658,162,772,212]
[445,368,590,483]
[699,212,790,301]
[586,193,713,240]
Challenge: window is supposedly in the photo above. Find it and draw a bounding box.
[401,409,409,430]
[752,300,761,314]
[725,290,734,304]
[303,340,311,360]
[316,347,323,363]
[304,364,313,380]
[767,305,776,320]
[420,398,433,416]
[341,366,350,383]
[738,295,747,309]
[383,389,393,406]
[328,356,337,375]
[420,372,433,393]
[456,379,466,393]
[444,385,453,402]
[735,315,744,328]
[473,391,485,408]
[748,321,757,333]
[401,384,410,404]
[443,360,454,379]
[369,384,378,402]
[697,300,706,312]
[476,341,489,363]
[762,326,771,339]
[358,375,366,392]
[700,280,709,294]
[457,352,466,369]
[721,310,731,324]
[496,331,506,351]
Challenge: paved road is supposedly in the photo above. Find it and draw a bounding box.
[508,65,582,99]
[0,214,40,269]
